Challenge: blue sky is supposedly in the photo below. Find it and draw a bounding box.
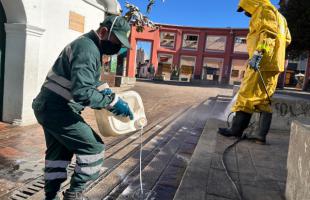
[119,0,280,28]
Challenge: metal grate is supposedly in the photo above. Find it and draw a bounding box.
[10,163,76,199]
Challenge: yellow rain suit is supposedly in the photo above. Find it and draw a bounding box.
[232,0,291,114]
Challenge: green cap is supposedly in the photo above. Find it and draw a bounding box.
[100,15,131,49]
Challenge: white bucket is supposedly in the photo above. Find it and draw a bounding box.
[95,91,148,137]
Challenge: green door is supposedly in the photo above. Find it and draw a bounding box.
[0,3,6,119]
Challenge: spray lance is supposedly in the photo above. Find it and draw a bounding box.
[248,51,272,105]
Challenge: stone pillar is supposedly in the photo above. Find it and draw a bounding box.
[3,23,45,125]
[286,120,310,200]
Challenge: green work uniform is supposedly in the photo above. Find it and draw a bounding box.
[32,31,113,200]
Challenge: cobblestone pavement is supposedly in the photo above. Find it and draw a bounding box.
[0,81,232,198]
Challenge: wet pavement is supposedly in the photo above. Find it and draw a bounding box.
[0,81,232,199]
[173,96,293,200]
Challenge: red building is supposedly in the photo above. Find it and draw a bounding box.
[125,24,310,90]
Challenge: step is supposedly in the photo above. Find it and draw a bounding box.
[104,99,216,200]
[114,109,199,199]
[84,105,198,199]
[173,118,219,200]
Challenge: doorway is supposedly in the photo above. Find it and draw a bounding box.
[135,40,152,79]
[285,52,309,90]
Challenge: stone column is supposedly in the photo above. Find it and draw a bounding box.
[3,23,45,125]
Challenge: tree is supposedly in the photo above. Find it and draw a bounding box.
[123,0,164,32]
[280,0,310,57]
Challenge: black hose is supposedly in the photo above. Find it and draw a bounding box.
[221,112,256,200]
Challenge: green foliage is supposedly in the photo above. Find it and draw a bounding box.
[280,0,310,57]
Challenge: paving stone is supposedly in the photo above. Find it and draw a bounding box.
[235,146,257,174]
[249,148,287,170]
[256,166,287,182]
[277,181,286,193]
[154,184,176,200]
[211,152,238,172]
[206,168,238,199]
[156,166,185,188]
[241,185,284,200]
[178,143,197,155]
[238,172,281,191]
[170,153,190,168]
[205,194,232,200]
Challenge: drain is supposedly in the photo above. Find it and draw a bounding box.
[10,163,76,199]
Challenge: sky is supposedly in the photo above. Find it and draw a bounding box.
[119,0,280,28]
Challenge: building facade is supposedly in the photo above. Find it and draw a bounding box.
[126,24,310,89]
[0,0,120,125]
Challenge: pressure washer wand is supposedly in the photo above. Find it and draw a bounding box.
[256,67,272,105]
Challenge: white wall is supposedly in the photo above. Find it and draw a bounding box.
[37,0,106,90]
[1,0,119,125]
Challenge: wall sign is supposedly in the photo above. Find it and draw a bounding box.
[69,11,85,33]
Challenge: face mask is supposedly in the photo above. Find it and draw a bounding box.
[100,16,122,55]
[101,40,121,55]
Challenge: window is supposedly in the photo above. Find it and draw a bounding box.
[206,36,227,51]
[234,36,247,53]
[231,70,239,78]
[202,57,224,82]
[182,34,199,50]
[157,54,173,76]
[160,32,176,48]
[180,56,196,75]
[230,59,248,84]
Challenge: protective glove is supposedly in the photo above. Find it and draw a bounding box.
[108,95,134,120]
[248,51,263,71]
[99,88,113,96]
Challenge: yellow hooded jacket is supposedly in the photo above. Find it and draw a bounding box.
[241,0,291,71]
[232,0,291,113]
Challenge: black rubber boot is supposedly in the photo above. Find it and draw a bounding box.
[218,111,252,138]
[45,192,60,200]
[246,112,272,144]
[63,190,89,200]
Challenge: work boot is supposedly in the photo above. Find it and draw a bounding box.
[45,192,60,200]
[218,111,252,138]
[63,190,89,200]
[246,112,272,144]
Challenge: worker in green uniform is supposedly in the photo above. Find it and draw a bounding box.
[32,15,133,200]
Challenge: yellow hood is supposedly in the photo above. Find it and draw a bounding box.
[238,0,271,15]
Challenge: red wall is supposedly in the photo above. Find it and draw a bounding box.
[127,24,249,83]
[127,26,160,77]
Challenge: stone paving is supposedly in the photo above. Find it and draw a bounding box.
[174,96,292,200]
[0,81,231,199]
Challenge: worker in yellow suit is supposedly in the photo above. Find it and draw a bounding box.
[218,0,291,144]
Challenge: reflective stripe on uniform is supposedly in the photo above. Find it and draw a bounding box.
[45,160,70,168]
[74,163,102,175]
[45,172,67,180]
[43,81,73,101]
[76,151,104,164]
[46,70,72,90]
